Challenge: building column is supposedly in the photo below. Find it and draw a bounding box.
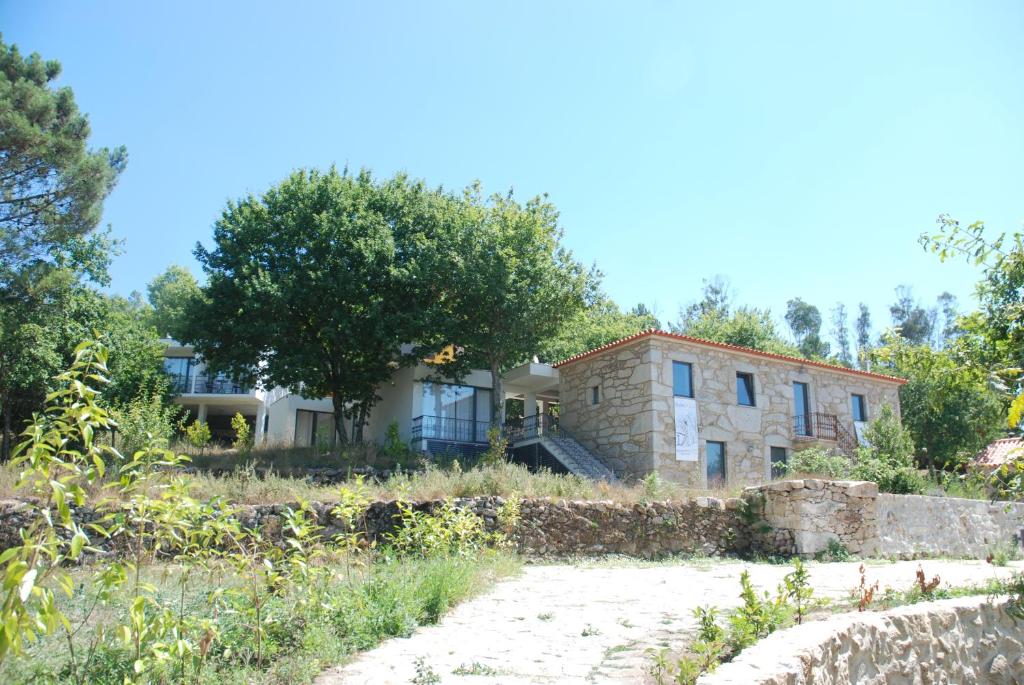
[254,403,267,444]
[525,391,537,435]
[197,403,208,423]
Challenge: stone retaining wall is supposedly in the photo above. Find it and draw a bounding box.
[877,493,1024,559]
[698,596,1024,684]
[3,481,1022,561]
[0,495,755,559]
[744,480,1024,559]
[749,479,877,557]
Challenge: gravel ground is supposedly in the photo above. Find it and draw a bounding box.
[315,558,1023,685]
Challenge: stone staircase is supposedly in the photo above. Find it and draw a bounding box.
[536,434,618,483]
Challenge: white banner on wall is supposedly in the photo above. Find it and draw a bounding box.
[674,396,699,462]
[854,421,869,447]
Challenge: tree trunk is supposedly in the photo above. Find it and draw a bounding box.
[331,393,349,451]
[490,360,505,429]
[1,395,9,462]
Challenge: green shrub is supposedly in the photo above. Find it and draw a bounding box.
[110,392,180,457]
[230,412,252,455]
[782,447,850,479]
[182,418,212,455]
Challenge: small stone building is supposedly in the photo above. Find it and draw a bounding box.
[555,330,905,488]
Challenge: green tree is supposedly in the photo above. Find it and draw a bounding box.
[889,285,934,345]
[670,279,799,356]
[0,37,126,283]
[830,303,852,367]
[186,168,451,446]
[439,185,592,427]
[855,303,872,369]
[869,332,1005,469]
[536,292,658,363]
[146,264,202,340]
[0,37,125,458]
[785,297,830,359]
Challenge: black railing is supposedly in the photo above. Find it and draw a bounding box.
[411,415,490,444]
[793,412,858,455]
[171,374,251,395]
[504,413,559,443]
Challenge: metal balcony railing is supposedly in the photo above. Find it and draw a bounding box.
[504,413,559,443]
[170,374,251,395]
[411,415,491,444]
[792,412,859,456]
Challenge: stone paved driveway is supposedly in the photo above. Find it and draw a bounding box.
[314,559,1023,685]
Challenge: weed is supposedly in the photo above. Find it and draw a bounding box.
[537,612,553,621]
[581,624,601,636]
[452,661,504,675]
[412,657,440,685]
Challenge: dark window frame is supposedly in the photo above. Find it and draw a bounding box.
[770,446,787,479]
[673,361,694,398]
[706,440,727,485]
[851,394,868,422]
[736,372,756,406]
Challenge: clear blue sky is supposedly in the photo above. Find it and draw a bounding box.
[4,1,1022,343]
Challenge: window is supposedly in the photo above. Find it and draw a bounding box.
[591,385,600,405]
[163,356,192,392]
[851,394,867,422]
[736,372,755,406]
[421,382,492,442]
[706,441,726,485]
[770,446,787,479]
[673,361,693,398]
[295,409,336,449]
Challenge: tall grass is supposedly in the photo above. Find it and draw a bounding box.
[0,459,740,506]
[0,550,519,685]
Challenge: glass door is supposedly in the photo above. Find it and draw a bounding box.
[793,382,811,436]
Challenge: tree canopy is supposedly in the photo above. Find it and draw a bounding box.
[0,37,129,458]
[535,293,658,364]
[186,168,462,444]
[785,297,830,359]
[437,185,593,426]
[670,278,800,356]
[146,264,202,340]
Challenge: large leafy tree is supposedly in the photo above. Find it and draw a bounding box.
[0,37,126,458]
[923,214,1024,435]
[439,185,593,427]
[785,297,830,359]
[146,264,202,340]
[186,168,451,446]
[536,293,659,363]
[869,332,1005,470]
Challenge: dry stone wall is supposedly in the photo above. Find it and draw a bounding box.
[0,495,756,560]
[698,596,1024,685]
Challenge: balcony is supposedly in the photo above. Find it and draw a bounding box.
[170,374,251,395]
[411,415,491,444]
[792,412,858,456]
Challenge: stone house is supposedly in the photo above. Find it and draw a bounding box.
[554,330,906,487]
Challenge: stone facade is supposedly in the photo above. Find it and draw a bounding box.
[699,596,1024,685]
[877,494,1024,559]
[558,332,904,487]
